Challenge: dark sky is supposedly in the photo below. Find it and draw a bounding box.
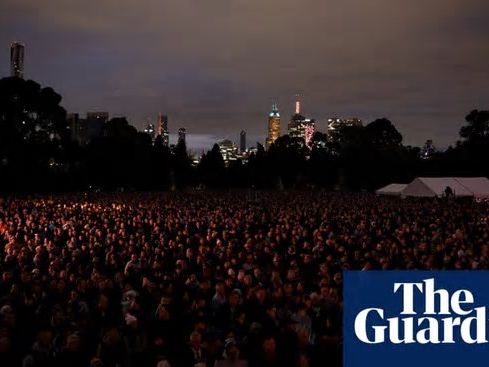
[1,0,488,151]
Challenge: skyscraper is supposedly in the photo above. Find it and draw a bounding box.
[287,98,315,147]
[240,130,246,153]
[86,112,109,142]
[10,42,25,78]
[157,113,169,146]
[67,113,86,144]
[178,127,186,145]
[266,103,281,149]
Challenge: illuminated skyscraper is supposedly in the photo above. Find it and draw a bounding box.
[10,42,25,78]
[266,103,281,149]
[178,127,186,145]
[287,98,315,147]
[240,130,246,153]
[157,114,169,146]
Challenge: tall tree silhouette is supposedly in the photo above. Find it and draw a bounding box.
[460,110,489,144]
[0,77,69,190]
[198,144,226,188]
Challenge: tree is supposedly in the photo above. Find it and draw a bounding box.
[151,135,171,190]
[198,144,226,188]
[365,118,403,147]
[460,110,489,143]
[0,77,69,191]
[455,110,489,176]
[171,139,192,188]
[86,117,153,189]
[340,118,408,190]
[308,132,339,188]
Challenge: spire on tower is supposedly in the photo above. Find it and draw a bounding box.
[295,95,301,115]
[269,103,280,118]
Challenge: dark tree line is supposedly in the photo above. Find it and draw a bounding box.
[1,77,488,192]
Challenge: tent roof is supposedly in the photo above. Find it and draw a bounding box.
[376,183,407,195]
[402,177,474,197]
[454,177,489,198]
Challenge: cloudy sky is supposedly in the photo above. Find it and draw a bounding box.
[1,0,488,150]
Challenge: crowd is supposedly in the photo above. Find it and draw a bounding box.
[0,191,488,367]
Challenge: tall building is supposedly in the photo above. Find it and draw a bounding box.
[67,113,86,144]
[218,139,240,166]
[178,127,186,145]
[266,103,281,149]
[10,42,25,78]
[287,99,315,147]
[157,113,169,146]
[327,117,362,143]
[86,112,109,142]
[327,117,363,132]
[240,130,246,153]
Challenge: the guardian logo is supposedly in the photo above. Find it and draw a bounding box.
[354,278,487,344]
[344,272,489,367]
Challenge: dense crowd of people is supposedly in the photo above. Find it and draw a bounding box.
[0,191,488,367]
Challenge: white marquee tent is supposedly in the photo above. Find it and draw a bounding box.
[375,183,407,196]
[401,177,489,198]
[454,177,489,199]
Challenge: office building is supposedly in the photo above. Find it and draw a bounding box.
[10,42,25,78]
[67,113,86,144]
[240,130,246,153]
[86,112,109,142]
[158,113,169,146]
[178,127,186,145]
[327,117,363,143]
[266,103,281,149]
[327,117,363,132]
[287,99,315,147]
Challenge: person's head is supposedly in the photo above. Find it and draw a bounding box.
[262,336,276,355]
[224,339,239,361]
[102,327,121,346]
[0,335,11,353]
[37,328,53,348]
[189,331,202,349]
[255,287,266,304]
[215,282,225,295]
[65,333,81,352]
[97,293,109,311]
[296,352,310,367]
[0,305,15,328]
[266,304,277,319]
[229,289,241,306]
[90,358,103,367]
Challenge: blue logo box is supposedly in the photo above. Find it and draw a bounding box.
[344,271,489,367]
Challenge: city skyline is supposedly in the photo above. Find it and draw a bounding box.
[1,0,488,150]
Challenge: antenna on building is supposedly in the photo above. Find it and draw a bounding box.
[295,94,301,114]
